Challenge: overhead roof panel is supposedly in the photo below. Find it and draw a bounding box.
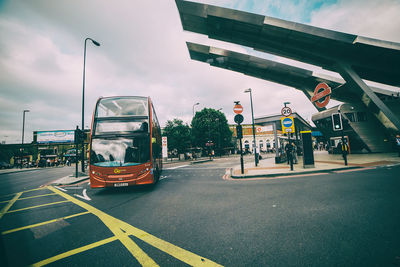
[176,0,400,86]
[185,42,397,109]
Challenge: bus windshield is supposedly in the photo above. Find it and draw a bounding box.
[96,97,148,118]
[90,136,150,167]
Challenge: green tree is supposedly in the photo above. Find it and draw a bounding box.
[163,119,191,154]
[191,108,232,154]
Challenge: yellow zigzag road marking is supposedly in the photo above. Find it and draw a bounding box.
[47,186,158,267]
[0,193,58,204]
[0,192,22,219]
[46,186,222,266]
[32,236,118,267]
[6,200,69,214]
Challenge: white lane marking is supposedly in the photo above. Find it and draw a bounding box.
[159,176,169,180]
[54,186,67,192]
[74,189,91,201]
[164,165,189,170]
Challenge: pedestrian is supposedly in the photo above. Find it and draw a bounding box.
[396,135,400,157]
[285,142,290,164]
[340,140,348,159]
[292,143,298,164]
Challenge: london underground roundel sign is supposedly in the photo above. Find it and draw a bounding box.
[311,82,331,108]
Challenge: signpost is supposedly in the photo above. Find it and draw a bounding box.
[333,111,348,166]
[234,101,244,174]
[162,137,168,159]
[281,111,295,171]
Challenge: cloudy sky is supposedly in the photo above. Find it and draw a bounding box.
[1,0,399,144]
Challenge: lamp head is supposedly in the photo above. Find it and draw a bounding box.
[92,40,100,46]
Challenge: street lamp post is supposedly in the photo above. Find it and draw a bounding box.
[217,108,223,156]
[21,109,29,168]
[192,102,199,117]
[81,37,100,172]
[244,88,258,166]
[191,102,200,157]
[22,109,30,144]
[283,102,294,171]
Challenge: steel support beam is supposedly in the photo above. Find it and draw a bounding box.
[337,63,400,133]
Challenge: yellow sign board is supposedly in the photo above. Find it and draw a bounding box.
[281,116,295,133]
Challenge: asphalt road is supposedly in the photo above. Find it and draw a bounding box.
[1,159,399,266]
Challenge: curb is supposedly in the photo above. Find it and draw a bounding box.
[0,166,69,176]
[51,175,89,186]
[190,159,213,164]
[0,167,40,176]
[230,166,362,179]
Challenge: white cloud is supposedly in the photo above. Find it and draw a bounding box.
[0,0,399,144]
[310,0,400,42]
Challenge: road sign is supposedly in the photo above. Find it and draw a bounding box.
[234,114,244,124]
[331,113,343,131]
[281,116,295,133]
[281,107,292,117]
[233,104,243,114]
[311,82,331,108]
[162,137,168,158]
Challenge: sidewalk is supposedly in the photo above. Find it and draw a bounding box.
[231,151,400,178]
[50,171,89,186]
[0,166,66,176]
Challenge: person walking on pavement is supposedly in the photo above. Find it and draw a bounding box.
[292,143,298,164]
[396,135,400,157]
[285,142,290,164]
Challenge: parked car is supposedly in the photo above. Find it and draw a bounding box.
[0,161,11,169]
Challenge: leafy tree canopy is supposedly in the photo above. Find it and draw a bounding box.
[191,108,232,150]
[163,118,191,154]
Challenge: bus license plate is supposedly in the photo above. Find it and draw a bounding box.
[114,183,128,187]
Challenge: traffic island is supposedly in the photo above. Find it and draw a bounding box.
[229,152,400,179]
[50,172,89,185]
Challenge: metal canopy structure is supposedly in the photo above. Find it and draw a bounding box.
[176,0,400,133]
[176,0,400,87]
[186,42,398,112]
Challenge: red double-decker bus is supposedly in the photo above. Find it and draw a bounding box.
[89,96,162,188]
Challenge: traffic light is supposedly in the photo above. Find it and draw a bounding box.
[236,125,243,139]
[74,129,85,143]
[332,113,343,131]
